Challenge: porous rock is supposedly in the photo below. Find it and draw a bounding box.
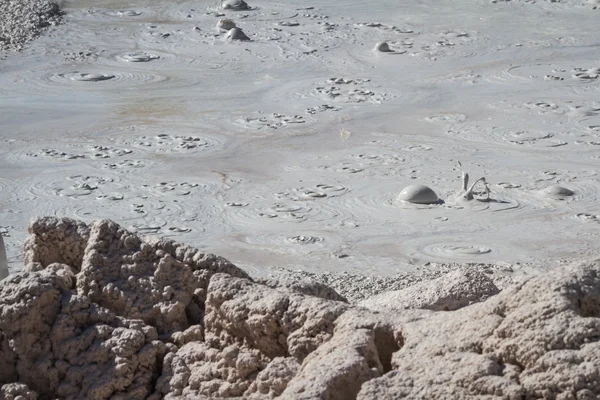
[280,309,403,400]
[358,261,600,399]
[0,268,164,399]
[204,273,349,360]
[359,267,500,312]
[23,216,90,273]
[154,273,350,398]
[245,357,301,398]
[27,218,249,335]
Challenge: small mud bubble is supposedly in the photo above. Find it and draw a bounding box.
[397,184,440,205]
[226,27,250,41]
[428,244,492,257]
[120,53,160,62]
[221,0,249,11]
[288,235,323,244]
[373,42,393,52]
[70,73,115,82]
[541,185,575,199]
[106,10,142,17]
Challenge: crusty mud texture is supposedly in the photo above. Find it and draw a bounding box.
[0,0,62,52]
[1,217,600,399]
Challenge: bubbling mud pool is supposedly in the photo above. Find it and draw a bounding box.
[2,0,600,276]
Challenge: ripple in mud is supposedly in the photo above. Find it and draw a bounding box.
[420,243,492,258]
[425,113,467,124]
[261,204,311,220]
[275,185,349,201]
[119,53,160,63]
[19,174,123,204]
[505,64,600,84]
[105,10,143,17]
[102,160,147,170]
[311,84,393,104]
[235,231,339,253]
[41,70,168,91]
[447,124,570,147]
[70,73,115,82]
[524,101,561,113]
[12,143,134,164]
[114,133,222,154]
[287,235,324,244]
[574,213,600,223]
[236,113,307,130]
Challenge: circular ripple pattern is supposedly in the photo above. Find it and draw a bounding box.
[104,49,212,69]
[232,230,343,256]
[422,243,492,257]
[119,53,161,63]
[447,124,570,148]
[112,132,224,155]
[499,63,600,89]
[40,70,168,91]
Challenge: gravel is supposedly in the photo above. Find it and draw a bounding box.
[0,0,63,52]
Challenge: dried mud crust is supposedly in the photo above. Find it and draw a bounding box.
[0,217,599,399]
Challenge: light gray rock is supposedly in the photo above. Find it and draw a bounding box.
[158,341,269,398]
[204,273,349,361]
[245,357,301,398]
[0,382,39,400]
[0,268,164,399]
[280,326,381,400]
[155,273,350,398]
[23,217,90,273]
[278,309,403,400]
[27,218,249,335]
[359,267,500,312]
[358,261,600,399]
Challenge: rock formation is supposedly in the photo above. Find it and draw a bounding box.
[358,262,600,399]
[1,217,599,399]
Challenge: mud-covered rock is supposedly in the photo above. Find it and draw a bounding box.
[23,217,90,273]
[359,267,500,312]
[260,276,347,302]
[358,261,600,399]
[0,269,163,399]
[26,218,250,335]
[204,273,349,360]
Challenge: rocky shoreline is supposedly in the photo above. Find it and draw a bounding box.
[1,217,599,399]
